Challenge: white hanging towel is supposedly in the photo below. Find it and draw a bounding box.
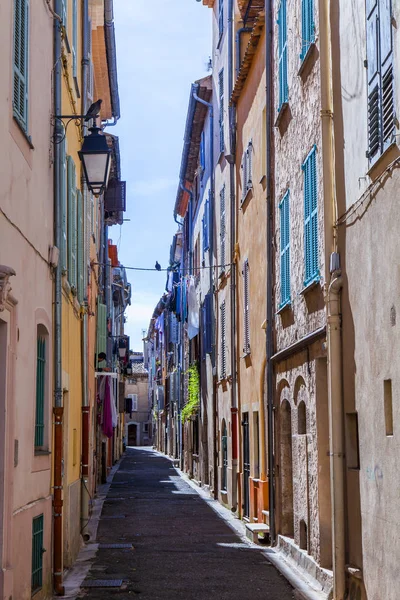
[110,379,118,428]
[187,276,199,340]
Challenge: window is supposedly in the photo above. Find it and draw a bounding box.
[220,301,227,379]
[200,130,206,173]
[219,69,224,153]
[13,0,29,131]
[129,393,138,412]
[366,0,394,162]
[346,413,360,469]
[279,190,290,307]
[72,0,78,79]
[202,193,210,255]
[201,293,212,358]
[303,146,318,286]
[143,423,149,433]
[277,0,288,109]
[243,260,250,354]
[300,0,315,60]
[218,0,224,39]
[384,379,393,436]
[67,156,77,289]
[194,234,200,277]
[241,141,253,203]
[61,140,67,272]
[193,415,199,455]
[77,190,84,302]
[96,299,107,360]
[32,514,44,593]
[298,401,306,435]
[35,334,46,448]
[219,185,226,274]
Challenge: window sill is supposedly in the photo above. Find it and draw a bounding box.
[274,102,289,128]
[277,300,291,315]
[367,142,400,182]
[240,185,253,208]
[301,277,320,295]
[217,150,225,163]
[298,42,317,79]
[221,490,228,496]
[13,115,34,149]
[35,449,51,456]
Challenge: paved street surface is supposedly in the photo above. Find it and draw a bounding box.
[80,447,295,599]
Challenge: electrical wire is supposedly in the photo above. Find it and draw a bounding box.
[92,262,233,272]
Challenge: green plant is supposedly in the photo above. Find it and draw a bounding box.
[181,362,200,422]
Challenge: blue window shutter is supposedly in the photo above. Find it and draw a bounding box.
[219,69,224,153]
[61,140,67,272]
[219,0,224,37]
[200,131,205,171]
[278,0,288,109]
[203,197,210,253]
[220,186,226,273]
[303,147,318,285]
[201,303,206,360]
[77,190,84,303]
[205,293,212,354]
[72,0,78,78]
[13,0,29,130]
[61,0,67,26]
[220,301,226,378]
[67,156,77,289]
[301,0,314,60]
[279,190,290,306]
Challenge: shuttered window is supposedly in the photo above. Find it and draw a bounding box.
[77,190,84,303]
[61,140,67,272]
[72,0,78,78]
[219,0,224,38]
[202,293,212,359]
[241,142,253,203]
[67,156,77,290]
[243,260,250,354]
[279,191,291,307]
[219,185,226,274]
[128,394,138,412]
[219,69,224,153]
[31,514,44,593]
[300,0,314,60]
[303,146,318,285]
[202,194,210,255]
[35,336,46,448]
[366,0,394,162]
[61,0,67,26]
[96,299,107,359]
[200,130,206,172]
[277,0,288,109]
[220,301,227,379]
[13,0,29,131]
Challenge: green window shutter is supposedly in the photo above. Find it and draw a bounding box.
[61,140,67,272]
[279,190,290,307]
[32,514,44,592]
[13,0,29,130]
[219,185,226,274]
[67,156,77,290]
[72,0,78,78]
[303,147,318,285]
[278,0,288,109]
[77,190,84,303]
[243,260,250,354]
[96,299,107,358]
[35,336,46,447]
[301,0,314,60]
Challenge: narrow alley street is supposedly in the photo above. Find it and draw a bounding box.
[79,448,295,599]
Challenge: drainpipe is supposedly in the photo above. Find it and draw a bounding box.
[235,27,252,78]
[228,0,239,514]
[191,90,217,497]
[53,1,64,594]
[81,0,90,542]
[102,0,120,127]
[265,0,275,544]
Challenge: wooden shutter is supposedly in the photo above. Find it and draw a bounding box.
[13,0,29,130]
[32,515,44,592]
[243,260,250,354]
[303,147,318,285]
[241,152,248,203]
[220,185,226,273]
[220,301,226,379]
[219,69,224,152]
[201,302,206,360]
[379,0,394,149]
[278,0,288,109]
[67,156,77,289]
[77,190,84,303]
[132,394,138,411]
[301,0,314,60]
[61,140,67,272]
[279,191,290,307]
[35,336,46,447]
[247,141,253,189]
[203,196,209,253]
[96,299,107,358]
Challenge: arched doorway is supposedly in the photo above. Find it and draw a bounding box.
[128,423,137,446]
[280,400,294,536]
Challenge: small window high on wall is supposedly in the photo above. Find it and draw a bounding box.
[35,326,48,450]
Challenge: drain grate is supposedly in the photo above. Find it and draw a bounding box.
[99,543,133,549]
[83,579,123,588]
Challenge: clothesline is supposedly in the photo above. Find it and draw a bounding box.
[93,262,234,272]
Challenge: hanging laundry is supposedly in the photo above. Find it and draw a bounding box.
[187,276,199,339]
[110,379,118,428]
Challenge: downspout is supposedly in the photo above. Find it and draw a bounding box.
[81,0,90,542]
[191,90,217,498]
[53,1,64,594]
[102,0,120,127]
[265,0,275,543]
[320,0,344,596]
[228,0,238,513]
[235,27,252,78]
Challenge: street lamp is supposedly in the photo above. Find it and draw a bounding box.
[78,126,111,196]
[118,337,128,359]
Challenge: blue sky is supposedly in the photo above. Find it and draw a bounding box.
[112,0,212,351]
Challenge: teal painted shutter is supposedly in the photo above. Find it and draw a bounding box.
[303,147,318,285]
[278,0,288,109]
[72,0,78,78]
[61,140,67,272]
[96,299,107,359]
[301,0,314,60]
[61,0,67,26]
[77,190,84,302]
[67,156,77,289]
[220,301,226,378]
[279,190,290,306]
[243,260,250,354]
[220,185,226,273]
[35,336,46,447]
[31,514,44,592]
[13,0,29,130]
[219,69,224,152]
